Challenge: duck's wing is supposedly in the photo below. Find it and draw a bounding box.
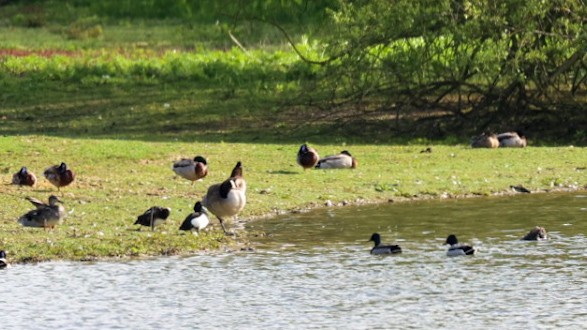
[25,196,48,209]
[179,213,196,231]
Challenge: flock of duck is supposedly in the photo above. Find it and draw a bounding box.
[1,135,538,267]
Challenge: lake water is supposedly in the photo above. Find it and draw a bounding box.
[2,193,586,329]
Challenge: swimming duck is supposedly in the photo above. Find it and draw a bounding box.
[511,185,531,193]
[43,162,75,191]
[0,250,8,269]
[202,161,246,234]
[18,195,65,229]
[179,201,209,235]
[315,150,358,169]
[12,166,37,187]
[172,156,208,183]
[497,131,527,148]
[445,234,476,256]
[297,144,319,170]
[369,233,402,255]
[470,132,499,148]
[521,226,548,241]
[134,206,171,231]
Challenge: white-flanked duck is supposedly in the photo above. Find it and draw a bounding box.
[179,201,209,235]
[202,161,246,234]
[369,233,402,255]
[0,250,9,269]
[297,144,319,170]
[470,131,499,148]
[43,162,75,191]
[172,155,208,184]
[497,131,527,148]
[315,150,358,169]
[134,206,171,231]
[445,234,476,256]
[12,166,37,187]
[18,195,66,229]
[521,226,548,241]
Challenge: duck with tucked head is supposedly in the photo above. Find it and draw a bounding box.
[522,226,548,241]
[18,195,65,229]
[297,144,319,170]
[315,150,358,169]
[179,201,209,235]
[0,250,9,269]
[43,162,75,191]
[497,131,527,148]
[369,233,402,255]
[12,166,37,187]
[445,234,476,256]
[172,156,208,184]
[134,206,171,231]
[202,161,246,235]
[470,131,499,148]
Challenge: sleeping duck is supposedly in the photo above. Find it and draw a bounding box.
[445,234,476,256]
[134,206,171,231]
[18,195,66,229]
[0,250,8,269]
[12,166,37,187]
[179,201,209,235]
[315,150,358,169]
[470,132,499,148]
[202,161,246,234]
[369,233,402,254]
[43,162,75,191]
[521,226,548,241]
[172,156,208,184]
[497,131,527,148]
[297,144,319,170]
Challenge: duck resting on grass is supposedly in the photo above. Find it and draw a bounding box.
[172,156,208,184]
[12,166,37,187]
[315,150,358,169]
[202,161,246,235]
[18,195,65,230]
[497,131,527,148]
[470,131,499,148]
[369,233,402,255]
[43,162,75,191]
[134,206,171,231]
[179,201,209,235]
[297,144,319,170]
[445,234,476,256]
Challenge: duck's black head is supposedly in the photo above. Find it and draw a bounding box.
[445,234,458,245]
[156,207,171,219]
[19,166,28,175]
[58,162,68,173]
[369,233,381,245]
[0,250,6,259]
[299,144,309,154]
[193,156,207,165]
[194,201,205,213]
[341,150,352,156]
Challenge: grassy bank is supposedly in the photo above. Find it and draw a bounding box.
[1,135,585,263]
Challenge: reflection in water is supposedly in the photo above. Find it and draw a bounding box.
[1,193,586,329]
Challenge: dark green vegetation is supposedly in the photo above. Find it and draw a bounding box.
[0,1,585,263]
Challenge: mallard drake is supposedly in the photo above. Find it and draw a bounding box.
[18,195,65,229]
[12,166,37,187]
[0,250,8,269]
[134,206,171,231]
[202,161,246,234]
[315,150,358,169]
[470,132,499,148]
[172,156,208,183]
[369,233,402,255]
[445,234,476,256]
[179,201,209,234]
[521,226,548,241]
[297,144,319,170]
[43,162,75,191]
[497,131,527,148]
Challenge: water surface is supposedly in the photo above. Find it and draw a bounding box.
[2,193,586,329]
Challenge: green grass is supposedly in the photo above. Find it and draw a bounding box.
[1,135,585,263]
